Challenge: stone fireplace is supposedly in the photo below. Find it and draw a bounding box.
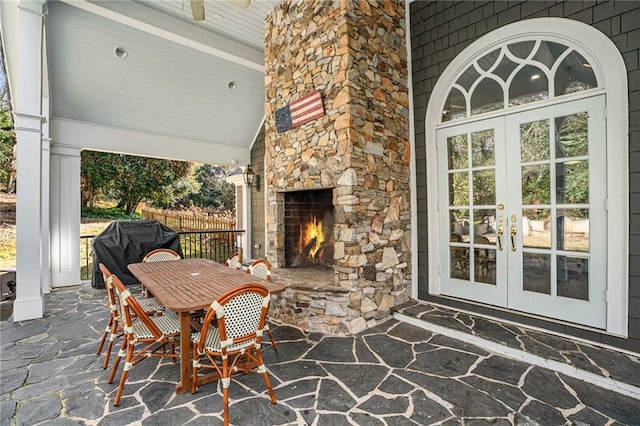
[263,0,411,334]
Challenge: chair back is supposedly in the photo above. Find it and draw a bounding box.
[99,263,120,315]
[199,284,270,353]
[143,248,181,263]
[110,273,164,339]
[224,253,242,270]
[247,258,271,281]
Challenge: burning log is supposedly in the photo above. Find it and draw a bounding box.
[291,237,317,267]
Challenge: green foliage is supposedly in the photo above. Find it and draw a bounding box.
[176,164,235,210]
[81,151,191,215]
[0,109,14,191]
[81,205,141,220]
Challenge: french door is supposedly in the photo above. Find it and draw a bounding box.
[437,95,606,328]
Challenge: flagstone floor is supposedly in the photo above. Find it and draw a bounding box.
[2,282,640,425]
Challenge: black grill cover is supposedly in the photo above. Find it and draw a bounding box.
[91,220,182,288]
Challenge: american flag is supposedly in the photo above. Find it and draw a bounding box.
[275,90,325,133]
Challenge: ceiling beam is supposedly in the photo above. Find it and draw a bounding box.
[58,0,264,72]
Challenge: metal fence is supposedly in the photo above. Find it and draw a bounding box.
[80,229,245,281]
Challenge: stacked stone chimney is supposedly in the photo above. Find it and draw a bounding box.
[264,0,411,334]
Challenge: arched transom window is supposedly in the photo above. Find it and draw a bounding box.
[442,40,598,122]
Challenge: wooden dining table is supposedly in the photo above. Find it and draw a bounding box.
[128,258,284,394]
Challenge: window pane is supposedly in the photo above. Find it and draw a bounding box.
[523,208,551,249]
[448,134,468,169]
[554,51,597,96]
[471,78,503,116]
[557,256,589,300]
[457,64,480,91]
[450,210,469,242]
[449,172,469,206]
[521,119,550,162]
[532,41,569,70]
[443,87,466,122]
[493,54,518,82]
[474,209,496,241]
[474,246,496,285]
[471,129,495,167]
[477,48,500,71]
[510,65,548,106]
[557,209,589,252]
[522,165,550,204]
[556,112,588,158]
[472,170,495,205]
[451,247,469,280]
[523,253,551,294]
[556,161,589,204]
[508,41,536,59]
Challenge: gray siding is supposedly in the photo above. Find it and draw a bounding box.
[250,125,266,260]
[410,0,640,353]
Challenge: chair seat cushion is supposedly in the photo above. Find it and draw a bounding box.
[138,297,165,313]
[193,327,257,353]
[131,311,181,339]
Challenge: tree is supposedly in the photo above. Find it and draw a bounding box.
[189,164,235,210]
[81,151,191,214]
[0,50,15,193]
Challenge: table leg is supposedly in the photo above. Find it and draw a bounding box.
[175,311,192,394]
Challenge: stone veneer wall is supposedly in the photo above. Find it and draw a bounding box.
[264,0,411,334]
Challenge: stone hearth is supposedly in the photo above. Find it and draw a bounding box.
[264,0,411,334]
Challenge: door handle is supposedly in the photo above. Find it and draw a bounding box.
[510,224,517,252]
[497,225,504,251]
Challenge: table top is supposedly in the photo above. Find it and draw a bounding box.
[128,258,284,312]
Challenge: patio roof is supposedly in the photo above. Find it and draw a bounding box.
[1,283,639,424]
[1,0,280,164]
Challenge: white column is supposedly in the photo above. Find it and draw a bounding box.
[49,145,81,287]
[41,136,51,293]
[41,96,51,294]
[13,0,46,321]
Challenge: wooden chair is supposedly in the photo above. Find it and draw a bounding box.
[224,253,242,270]
[96,263,165,369]
[107,273,181,406]
[191,283,276,426]
[246,258,277,350]
[141,248,181,297]
[142,248,181,263]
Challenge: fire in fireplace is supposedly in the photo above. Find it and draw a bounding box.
[284,189,334,267]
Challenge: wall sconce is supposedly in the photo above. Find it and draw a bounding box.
[243,164,258,189]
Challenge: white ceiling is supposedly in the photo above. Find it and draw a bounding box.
[45,0,279,161]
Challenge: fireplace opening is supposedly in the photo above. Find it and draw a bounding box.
[284,189,334,268]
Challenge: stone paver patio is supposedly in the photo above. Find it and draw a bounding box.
[2,282,640,425]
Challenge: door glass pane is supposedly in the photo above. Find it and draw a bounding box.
[523,209,551,249]
[449,172,469,205]
[450,247,469,280]
[450,210,469,242]
[556,112,588,158]
[557,209,589,252]
[522,165,550,204]
[523,253,551,294]
[556,161,589,204]
[471,130,495,167]
[448,134,468,169]
[520,119,549,162]
[474,247,496,285]
[472,170,495,205]
[557,256,589,300]
[474,209,496,241]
